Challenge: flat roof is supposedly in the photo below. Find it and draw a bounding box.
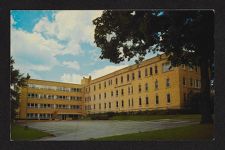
[28,78,82,86]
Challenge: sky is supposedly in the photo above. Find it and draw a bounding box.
[11,10,159,84]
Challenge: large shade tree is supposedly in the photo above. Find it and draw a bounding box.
[10,57,30,121]
[93,10,214,124]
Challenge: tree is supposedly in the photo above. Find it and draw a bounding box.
[93,10,214,124]
[10,57,30,121]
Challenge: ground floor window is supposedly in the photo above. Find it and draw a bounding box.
[146,96,149,105]
[139,97,142,106]
[167,94,171,103]
[156,95,159,104]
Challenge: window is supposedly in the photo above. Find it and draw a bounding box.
[121,76,123,84]
[145,83,148,91]
[139,97,142,106]
[128,99,130,107]
[94,104,96,109]
[121,89,124,96]
[156,95,159,104]
[132,73,135,80]
[196,79,200,88]
[104,103,106,109]
[116,101,119,108]
[155,66,158,74]
[145,68,148,76]
[116,90,118,97]
[127,74,130,82]
[109,102,111,108]
[104,93,106,98]
[121,100,124,107]
[146,96,149,105]
[195,66,198,72]
[183,77,186,86]
[181,64,185,69]
[94,95,96,100]
[131,98,134,106]
[116,78,118,84]
[190,78,193,87]
[99,103,101,109]
[155,79,159,90]
[138,84,142,93]
[128,87,130,94]
[150,67,153,75]
[99,83,101,89]
[166,78,170,88]
[167,94,171,103]
[162,62,171,72]
[131,86,133,94]
[99,94,101,100]
[111,91,113,97]
[94,85,96,91]
[184,93,187,104]
[138,70,141,79]
[104,82,106,88]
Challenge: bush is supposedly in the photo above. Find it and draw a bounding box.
[87,108,200,120]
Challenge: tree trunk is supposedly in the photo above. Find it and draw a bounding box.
[199,59,213,124]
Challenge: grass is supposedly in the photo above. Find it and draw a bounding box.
[11,124,54,141]
[110,114,201,122]
[92,123,213,141]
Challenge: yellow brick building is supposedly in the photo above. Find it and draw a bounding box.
[19,79,84,120]
[18,54,201,120]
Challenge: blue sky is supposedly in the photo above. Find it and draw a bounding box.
[11,10,158,84]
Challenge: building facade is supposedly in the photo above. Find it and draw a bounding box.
[19,79,84,120]
[18,54,201,120]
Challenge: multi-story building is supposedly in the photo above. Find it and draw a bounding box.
[19,79,84,120]
[18,54,201,120]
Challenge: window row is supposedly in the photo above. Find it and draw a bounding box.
[28,93,82,101]
[90,94,171,110]
[181,64,199,72]
[28,84,82,92]
[91,80,170,101]
[92,63,172,91]
[27,103,81,110]
[182,78,201,88]
[27,113,52,119]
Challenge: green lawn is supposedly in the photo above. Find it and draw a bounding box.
[92,124,213,141]
[110,114,201,122]
[11,124,54,141]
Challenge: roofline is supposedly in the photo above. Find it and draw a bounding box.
[91,53,167,82]
[28,78,82,86]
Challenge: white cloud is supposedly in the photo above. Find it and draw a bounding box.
[11,26,63,75]
[90,65,128,79]
[106,32,116,42]
[62,61,80,70]
[60,73,83,84]
[59,40,83,56]
[33,10,103,56]
[60,64,128,84]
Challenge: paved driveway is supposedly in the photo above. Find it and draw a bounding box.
[27,119,196,141]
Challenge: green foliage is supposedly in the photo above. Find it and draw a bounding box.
[10,57,30,121]
[87,110,201,121]
[11,124,53,141]
[93,11,214,66]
